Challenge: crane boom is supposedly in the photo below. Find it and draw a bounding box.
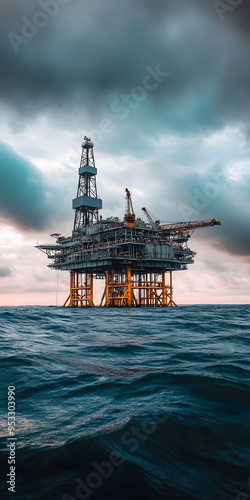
[124,188,136,227]
[142,207,160,225]
[142,207,154,224]
[160,218,221,234]
[125,188,134,215]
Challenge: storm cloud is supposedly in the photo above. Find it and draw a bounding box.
[165,161,250,256]
[0,141,60,229]
[0,266,12,277]
[1,0,250,138]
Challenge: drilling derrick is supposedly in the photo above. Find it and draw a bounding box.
[36,138,221,307]
[64,137,102,306]
[73,136,102,230]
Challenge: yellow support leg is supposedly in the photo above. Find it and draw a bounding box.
[90,273,94,306]
[69,271,73,307]
[127,267,132,307]
[100,286,106,306]
[63,294,70,307]
[169,271,177,307]
[162,271,166,306]
[106,269,110,307]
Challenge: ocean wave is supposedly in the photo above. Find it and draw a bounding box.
[0,305,249,500]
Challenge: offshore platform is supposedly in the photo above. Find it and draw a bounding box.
[37,137,221,307]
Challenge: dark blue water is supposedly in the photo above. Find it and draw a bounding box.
[0,305,249,500]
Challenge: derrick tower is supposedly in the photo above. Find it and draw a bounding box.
[66,136,102,306]
[37,137,221,307]
[73,136,102,230]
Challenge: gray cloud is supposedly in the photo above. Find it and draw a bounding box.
[0,266,12,277]
[164,163,250,257]
[1,0,250,139]
[0,141,64,230]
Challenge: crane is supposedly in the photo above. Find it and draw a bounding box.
[142,207,160,226]
[160,219,221,236]
[142,206,221,236]
[124,188,136,227]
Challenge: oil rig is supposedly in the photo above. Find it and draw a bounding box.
[37,137,221,307]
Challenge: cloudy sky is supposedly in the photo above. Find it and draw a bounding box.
[0,0,249,306]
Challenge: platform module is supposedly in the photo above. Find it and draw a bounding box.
[36,137,221,307]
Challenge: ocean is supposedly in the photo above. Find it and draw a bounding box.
[0,305,249,500]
